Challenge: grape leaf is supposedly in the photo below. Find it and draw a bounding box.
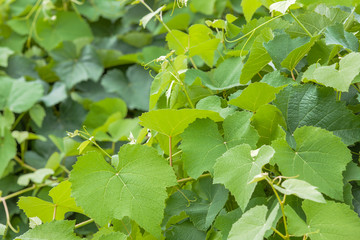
[0,76,43,113]
[18,181,83,222]
[271,126,352,201]
[69,145,177,238]
[299,200,360,240]
[286,12,331,38]
[241,0,262,22]
[165,220,206,240]
[302,52,360,92]
[0,129,16,177]
[15,220,82,240]
[325,23,359,52]
[214,144,274,211]
[269,0,296,14]
[139,109,223,137]
[180,111,259,178]
[228,204,279,240]
[229,82,280,112]
[196,96,236,119]
[92,227,127,240]
[273,84,360,145]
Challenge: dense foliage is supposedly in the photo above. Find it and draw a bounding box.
[1,0,360,239]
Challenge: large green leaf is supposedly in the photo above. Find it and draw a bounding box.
[15,220,81,240]
[50,42,103,89]
[228,204,279,240]
[264,34,310,70]
[101,66,152,111]
[213,144,274,211]
[241,0,262,22]
[286,12,331,38]
[35,11,93,51]
[229,82,280,112]
[273,84,360,145]
[325,24,359,51]
[202,57,244,90]
[18,181,83,222]
[271,126,352,201]
[0,77,43,113]
[69,145,177,238]
[287,200,360,240]
[76,0,127,21]
[180,111,259,178]
[302,52,360,92]
[139,109,223,137]
[165,220,206,240]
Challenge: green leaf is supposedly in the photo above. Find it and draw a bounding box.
[274,179,326,203]
[35,11,93,51]
[15,220,82,240]
[92,227,127,240]
[251,104,286,146]
[264,34,310,70]
[286,12,331,38]
[83,98,127,132]
[0,129,16,177]
[101,66,153,111]
[180,111,259,178]
[0,77,43,113]
[108,118,140,142]
[76,0,126,21]
[214,208,243,240]
[214,145,274,211]
[302,52,360,92]
[284,205,310,236]
[203,57,244,90]
[271,126,352,201]
[240,28,274,84]
[325,23,359,51]
[189,24,220,67]
[41,82,67,107]
[50,42,103,89]
[69,145,177,238]
[29,104,46,127]
[273,84,360,145]
[229,82,280,112]
[139,109,223,137]
[18,181,83,222]
[0,47,14,67]
[242,0,262,22]
[228,204,279,240]
[301,200,360,240]
[166,30,188,55]
[196,96,236,119]
[165,220,206,240]
[191,0,216,15]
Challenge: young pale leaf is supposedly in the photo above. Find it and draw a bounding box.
[69,145,177,238]
[180,111,258,178]
[301,200,360,240]
[15,220,81,240]
[139,109,223,137]
[18,181,83,222]
[140,6,164,28]
[17,168,54,186]
[274,179,326,203]
[213,144,274,211]
[229,82,280,112]
[274,84,360,145]
[302,52,360,92]
[0,223,5,235]
[271,126,352,201]
[269,0,296,14]
[228,204,279,240]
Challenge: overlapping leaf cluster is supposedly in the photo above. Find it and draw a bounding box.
[1,0,360,239]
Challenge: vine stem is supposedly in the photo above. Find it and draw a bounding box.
[266,177,289,240]
[13,155,37,172]
[177,173,211,183]
[74,219,94,229]
[1,198,18,233]
[139,0,198,69]
[226,14,286,43]
[0,183,48,203]
[169,136,173,167]
[289,11,312,38]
